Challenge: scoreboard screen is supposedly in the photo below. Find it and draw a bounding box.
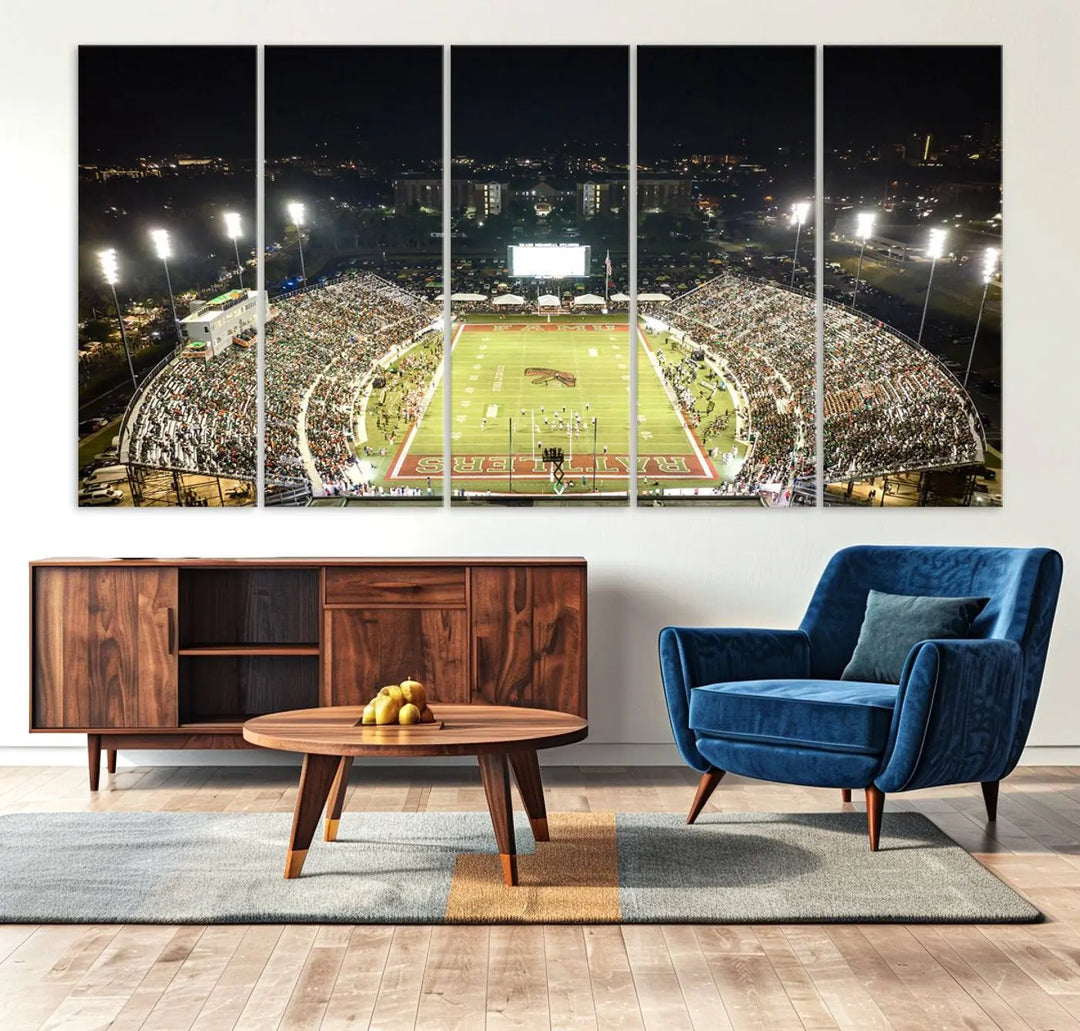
[508,243,591,278]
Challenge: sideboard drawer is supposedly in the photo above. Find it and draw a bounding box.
[324,566,467,607]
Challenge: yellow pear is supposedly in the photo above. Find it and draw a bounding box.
[378,684,404,704]
[374,695,401,725]
[399,703,421,725]
[399,679,427,710]
[361,701,377,725]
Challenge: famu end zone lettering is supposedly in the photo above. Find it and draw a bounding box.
[396,454,702,478]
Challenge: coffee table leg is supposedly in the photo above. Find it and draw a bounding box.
[324,756,354,842]
[477,752,518,886]
[285,753,340,879]
[509,749,549,842]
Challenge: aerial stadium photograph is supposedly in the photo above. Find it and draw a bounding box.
[263,45,444,506]
[823,45,1002,507]
[77,46,257,507]
[636,45,816,507]
[445,45,632,506]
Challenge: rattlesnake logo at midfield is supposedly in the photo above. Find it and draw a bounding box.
[525,367,577,387]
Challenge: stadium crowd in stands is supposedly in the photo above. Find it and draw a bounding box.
[659,275,984,493]
[265,272,438,493]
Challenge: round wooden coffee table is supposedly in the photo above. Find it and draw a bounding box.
[243,704,588,885]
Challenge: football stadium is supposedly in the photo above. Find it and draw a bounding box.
[114,247,986,507]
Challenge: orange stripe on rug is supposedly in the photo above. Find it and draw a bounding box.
[444,812,620,923]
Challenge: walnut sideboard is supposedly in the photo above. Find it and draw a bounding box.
[30,558,586,789]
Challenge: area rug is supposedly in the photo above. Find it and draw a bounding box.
[0,810,1039,924]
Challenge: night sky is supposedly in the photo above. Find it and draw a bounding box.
[826,46,1001,147]
[451,47,628,159]
[79,46,256,163]
[266,46,442,161]
[638,46,814,156]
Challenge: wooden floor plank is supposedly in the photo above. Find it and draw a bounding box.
[319,925,395,1030]
[544,925,599,1030]
[584,924,646,1030]
[414,925,490,1031]
[621,925,695,1031]
[487,925,551,1030]
[364,925,432,1031]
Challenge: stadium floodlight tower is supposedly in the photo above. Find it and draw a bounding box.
[850,211,876,309]
[224,211,245,290]
[99,248,137,391]
[964,246,1000,389]
[917,227,948,346]
[789,201,810,289]
[150,229,181,347]
[287,202,307,285]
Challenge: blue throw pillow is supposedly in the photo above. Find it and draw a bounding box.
[841,590,989,684]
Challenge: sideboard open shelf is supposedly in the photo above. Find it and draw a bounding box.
[30,558,587,788]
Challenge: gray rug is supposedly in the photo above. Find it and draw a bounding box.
[0,810,1040,924]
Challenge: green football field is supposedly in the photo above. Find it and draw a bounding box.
[382,315,740,497]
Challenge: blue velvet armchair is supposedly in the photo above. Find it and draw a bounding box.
[659,546,1063,850]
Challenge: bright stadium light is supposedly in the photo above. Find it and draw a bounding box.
[99,248,137,390]
[926,226,948,260]
[917,228,949,345]
[964,246,1000,389]
[150,228,171,261]
[224,211,245,289]
[98,247,118,286]
[789,201,810,289]
[850,212,877,309]
[287,202,307,285]
[150,229,182,347]
[855,211,876,240]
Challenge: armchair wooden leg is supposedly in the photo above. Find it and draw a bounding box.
[841,789,851,803]
[866,784,885,852]
[981,780,999,822]
[687,768,725,825]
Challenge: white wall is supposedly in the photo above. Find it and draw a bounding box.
[2,0,1077,767]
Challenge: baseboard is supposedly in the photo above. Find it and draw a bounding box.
[2,743,1078,767]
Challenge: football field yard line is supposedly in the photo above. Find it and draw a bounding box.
[637,325,717,480]
[387,321,462,480]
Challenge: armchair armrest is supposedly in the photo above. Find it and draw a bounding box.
[659,627,811,772]
[876,638,1024,793]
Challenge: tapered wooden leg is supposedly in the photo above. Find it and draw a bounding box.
[87,734,101,792]
[478,752,517,885]
[687,768,725,824]
[324,756,354,841]
[106,749,117,775]
[509,749,548,842]
[841,789,852,803]
[284,753,341,879]
[981,780,1000,822]
[866,784,885,852]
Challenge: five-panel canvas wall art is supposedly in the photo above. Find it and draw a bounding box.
[78,45,1002,508]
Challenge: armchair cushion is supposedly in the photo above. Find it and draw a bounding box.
[689,679,898,757]
[841,590,989,684]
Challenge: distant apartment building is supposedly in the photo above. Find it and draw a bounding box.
[393,178,509,216]
[638,178,693,214]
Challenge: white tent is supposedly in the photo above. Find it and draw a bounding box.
[609,292,631,302]
[572,293,606,306]
[537,294,561,307]
[491,293,526,306]
[637,292,672,303]
[450,292,488,301]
